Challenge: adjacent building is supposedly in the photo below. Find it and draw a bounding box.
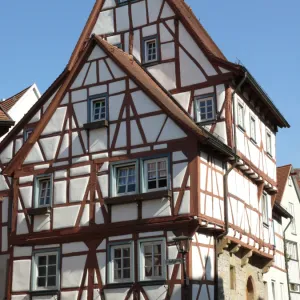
[0,1,290,300]
[0,84,40,299]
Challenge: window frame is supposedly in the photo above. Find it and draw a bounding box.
[24,128,34,142]
[266,130,272,156]
[111,160,139,197]
[142,156,170,193]
[249,114,256,142]
[194,94,216,124]
[138,238,166,281]
[142,36,159,64]
[88,94,108,123]
[288,202,296,234]
[262,192,269,226]
[237,101,245,130]
[286,240,298,261]
[34,174,53,208]
[31,249,60,292]
[271,280,276,300]
[230,265,236,290]
[117,0,129,5]
[108,242,134,284]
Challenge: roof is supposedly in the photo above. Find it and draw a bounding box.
[3,36,235,176]
[276,165,292,204]
[68,0,226,69]
[0,107,14,123]
[1,86,31,112]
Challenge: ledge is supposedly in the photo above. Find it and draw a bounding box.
[29,290,59,296]
[104,190,172,205]
[83,120,108,130]
[27,206,51,216]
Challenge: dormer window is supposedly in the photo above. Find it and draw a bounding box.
[195,94,215,123]
[143,36,159,64]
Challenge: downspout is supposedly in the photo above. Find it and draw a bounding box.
[214,72,247,300]
[283,215,293,300]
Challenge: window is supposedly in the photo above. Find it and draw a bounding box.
[271,280,276,300]
[144,158,168,192]
[262,193,269,226]
[266,131,272,156]
[109,243,133,283]
[288,203,296,234]
[88,94,107,123]
[116,164,136,195]
[195,95,215,123]
[140,240,165,281]
[24,129,33,141]
[237,102,244,129]
[286,241,298,261]
[32,251,59,291]
[143,37,159,64]
[230,266,236,290]
[288,176,292,186]
[118,0,128,4]
[249,115,256,141]
[290,283,300,293]
[34,175,53,208]
[280,283,284,300]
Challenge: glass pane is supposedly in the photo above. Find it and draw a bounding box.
[114,269,122,279]
[38,256,47,266]
[37,277,46,287]
[128,175,135,184]
[123,258,130,268]
[154,245,161,254]
[38,266,46,276]
[48,255,56,265]
[154,266,162,276]
[117,186,126,194]
[147,163,156,171]
[123,248,130,257]
[123,268,130,279]
[145,266,152,277]
[144,245,152,255]
[148,181,157,190]
[148,171,156,179]
[158,179,167,188]
[48,266,56,276]
[47,276,56,287]
[114,258,122,269]
[114,249,121,258]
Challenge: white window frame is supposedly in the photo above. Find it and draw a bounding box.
[237,102,245,129]
[112,162,138,196]
[288,176,292,187]
[271,280,276,300]
[195,95,215,123]
[262,193,269,226]
[288,202,296,234]
[139,239,166,281]
[286,241,298,261]
[143,157,169,192]
[90,97,106,122]
[108,243,134,284]
[266,130,272,156]
[143,37,158,64]
[290,283,300,293]
[24,129,33,141]
[34,175,53,208]
[32,251,59,291]
[249,114,256,142]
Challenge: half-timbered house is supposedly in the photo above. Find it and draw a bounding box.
[0,1,290,299]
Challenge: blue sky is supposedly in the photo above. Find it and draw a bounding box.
[0,1,298,167]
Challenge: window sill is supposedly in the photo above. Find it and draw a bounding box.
[27,206,51,216]
[263,222,269,229]
[196,120,216,126]
[30,290,59,296]
[105,282,134,289]
[138,279,167,286]
[143,60,161,68]
[266,152,273,159]
[83,120,108,130]
[105,190,172,205]
[250,138,257,145]
[237,125,246,132]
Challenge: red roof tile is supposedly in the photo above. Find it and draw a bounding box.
[276,165,292,204]
[1,86,31,112]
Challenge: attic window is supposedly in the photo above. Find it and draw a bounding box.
[88,94,108,123]
[195,94,215,123]
[143,36,159,64]
[118,0,128,4]
[24,129,33,142]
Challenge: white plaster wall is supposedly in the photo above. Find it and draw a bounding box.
[12,260,31,292]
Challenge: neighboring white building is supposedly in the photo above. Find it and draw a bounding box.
[0,84,41,140]
[277,165,300,300]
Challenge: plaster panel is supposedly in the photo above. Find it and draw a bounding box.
[131,1,147,28]
[0,174,9,191]
[161,2,175,18]
[173,162,188,188]
[70,165,91,177]
[88,46,106,61]
[161,42,175,60]
[115,122,126,148]
[109,93,124,121]
[159,23,173,43]
[99,60,113,82]
[93,10,114,35]
[104,288,130,300]
[95,203,105,225]
[147,0,163,22]
[133,30,141,62]
[62,242,88,254]
[16,213,28,235]
[53,205,80,229]
[130,120,143,146]
[71,89,87,103]
[1,226,7,252]
[19,176,33,184]
[144,285,167,300]
[89,84,107,96]
[14,246,32,257]
[70,177,89,202]
[24,143,44,164]
[74,102,88,128]
[0,142,13,164]
[111,203,138,222]
[109,79,125,94]
[84,61,97,85]
[140,114,166,143]
[89,128,108,152]
[158,118,187,141]
[131,90,160,115]
[39,136,60,161]
[98,175,108,198]
[12,260,31,292]
[61,255,87,288]
[142,25,157,37]
[106,58,126,78]
[54,181,67,205]
[72,132,84,156]
[33,215,50,232]
[116,6,129,32]
[142,199,171,219]
[147,62,176,90]
[178,190,190,215]
[42,107,67,134]
[96,252,106,285]
[58,134,69,159]
[71,63,89,89]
